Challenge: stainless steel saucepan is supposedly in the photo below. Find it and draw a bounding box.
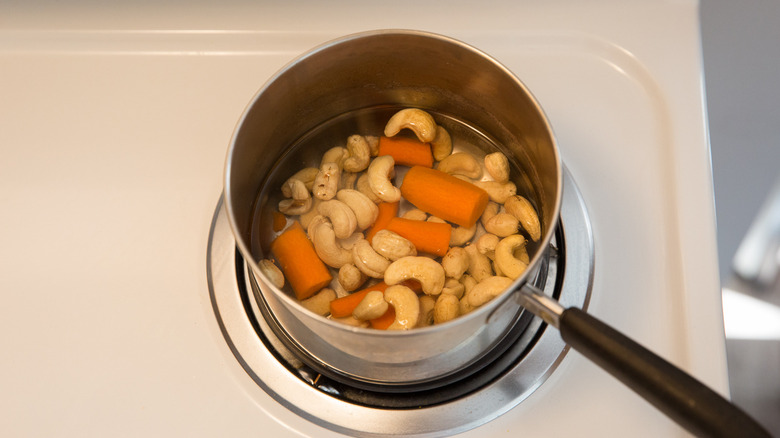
[224,30,769,437]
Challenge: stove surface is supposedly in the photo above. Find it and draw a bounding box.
[0,1,724,437]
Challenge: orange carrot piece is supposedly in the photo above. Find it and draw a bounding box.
[329,280,422,319]
[270,222,332,301]
[370,306,396,330]
[378,136,434,168]
[365,201,399,243]
[400,166,490,228]
[384,217,451,257]
[272,211,287,232]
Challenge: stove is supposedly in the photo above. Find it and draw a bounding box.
[0,1,727,437]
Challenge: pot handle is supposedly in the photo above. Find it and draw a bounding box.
[519,285,770,437]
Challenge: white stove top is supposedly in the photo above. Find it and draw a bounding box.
[0,1,725,436]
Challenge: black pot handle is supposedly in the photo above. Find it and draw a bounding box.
[559,307,770,437]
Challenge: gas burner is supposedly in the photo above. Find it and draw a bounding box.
[207,166,593,436]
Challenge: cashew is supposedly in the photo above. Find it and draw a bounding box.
[329,276,350,298]
[384,256,445,296]
[436,152,482,179]
[365,135,380,156]
[356,173,382,204]
[258,259,284,289]
[461,274,478,294]
[343,134,371,173]
[384,108,437,143]
[300,288,336,316]
[281,178,310,201]
[278,197,312,216]
[313,162,341,201]
[317,199,357,239]
[309,217,353,268]
[336,189,379,230]
[466,276,514,307]
[494,234,529,280]
[384,285,421,330]
[459,295,477,315]
[464,244,493,282]
[480,201,500,227]
[426,216,445,223]
[331,315,369,328]
[367,155,401,203]
[371,229,417,261]
[402,208,428,221]
[441,277,465,299]
[298,198,322,229]
[472,181,517,204]
[352,290,389,321]
[434,293,460,324]
[476,233,500,260]
[339,171,359,191]
[352,238,391,278]
[505,195,542,241]
[450,223,477,246]
[484,152,510,183]
[417,295,436,327]
[321,146,347,170]
[337,231,364,250]
[282,167,318,196]
[441,247,469,280]
[431,125,453,161]
[484,213,520,237]
[338,263,367,292]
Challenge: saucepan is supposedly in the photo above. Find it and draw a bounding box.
[224,30,768,437]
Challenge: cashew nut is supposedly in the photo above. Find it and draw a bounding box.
[343,134,371,173]
[480,201,500,227]
[441,277,465,299]
[484,152,510,183]
[441,247,469,280]
[321,146,347,170]
[476,233,500,260]
[484,213,520,237]
[384,108,437,143]
[431,125,453,161]
[356,173,382,204]
[278,197,312,216]
[339,171,359,191]
[494,234,528,280]
[434,293,460,324]
[461,274,478,294]
[473,180,517,204]
[371,229,417,261]
[298,198,322,228]
[338,263,367,292]
[417,295,436,327]
[384,284,421,330]
[459,295,477,315]
[329,276,350,298]
[464,244,493,282]
[352,238,391,278]
[331,315,369,328]
[367,155,401,203]
[384,256,445,296]
[352,290,389,321]
[466,276,514,307]
[281,178,310,201]
[337,231,364,251]
[436,152,482,179]
[300,288,336,316]
[309,217,353,268]
[450,223,477,246]
[282,167,318,196]
[402,208,428,221]
[365,135,380,156]
[317,199,357,239]
[313,162,341,200]
[336,189,379,231]
[258,259,284,289]
[505,195,542,241]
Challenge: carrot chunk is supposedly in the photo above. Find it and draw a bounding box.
[270,222,332,300]
[378,136,434,168]
[365,201,399,243]
[329,280,422,319]
[272,210,287,232]
[370,306,396,330]
[384,217,451,257]
[400,166,489,228]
